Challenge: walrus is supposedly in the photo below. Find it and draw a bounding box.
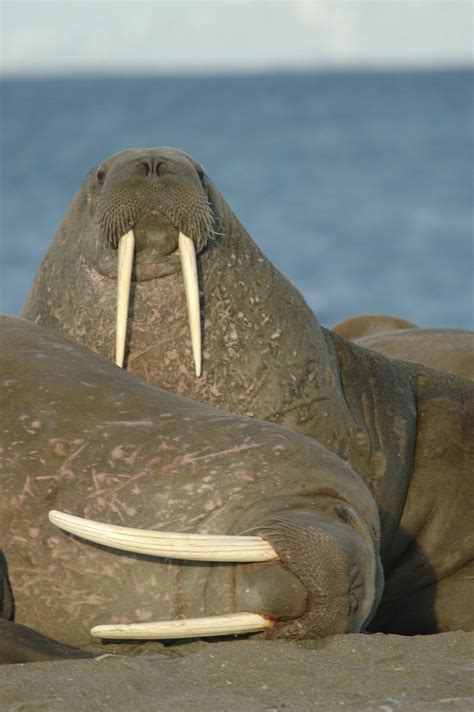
[331,314,418,340]
[354,328,474,381]
[331,316,473,380]
[17,149,473,638]
[1,316,382,661]
[21,147,355,450]
[1,316,472,666]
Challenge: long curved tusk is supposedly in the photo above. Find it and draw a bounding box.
[116,229,135,368]
[178,232,201,377]
[48,511,278,563]
[91,612,273,640]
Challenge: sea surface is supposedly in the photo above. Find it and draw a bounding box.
[1,70,472,329]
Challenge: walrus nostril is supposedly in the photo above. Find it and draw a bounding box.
[135,159,167,178]
[137,161,151,177]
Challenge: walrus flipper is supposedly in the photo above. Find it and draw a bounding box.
[0,620,95,664]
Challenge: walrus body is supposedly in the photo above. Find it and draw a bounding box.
[15,148,473,654]
[1,316,473,663]
[331,314,418,340]
[331,316,473,380]
[355,328,474,381]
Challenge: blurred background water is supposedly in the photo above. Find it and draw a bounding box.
[1,69,473,328]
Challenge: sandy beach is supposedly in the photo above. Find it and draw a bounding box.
[1,632,473,711]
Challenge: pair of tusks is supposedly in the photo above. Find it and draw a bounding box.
[48,510,278,640]
[116,230,202,376]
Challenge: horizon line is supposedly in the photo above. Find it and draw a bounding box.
[2,62,473,81]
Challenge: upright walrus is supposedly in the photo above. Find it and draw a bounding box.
[23,147,340,440]
[22,148,472,432]
[1,316,472,665]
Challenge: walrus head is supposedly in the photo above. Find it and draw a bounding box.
[23,147,352,452]
[86,148,219,375]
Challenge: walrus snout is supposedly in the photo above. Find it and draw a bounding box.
[96,151,213,250]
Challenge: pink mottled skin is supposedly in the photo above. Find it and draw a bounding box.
[1,317,381,649]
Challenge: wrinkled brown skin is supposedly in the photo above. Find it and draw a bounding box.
[19,149,474,644]
[1,316,381,661]
[331,314,418,340]
[355,329,474,381]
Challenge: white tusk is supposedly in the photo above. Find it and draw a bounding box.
[48,511,278,563]
[178,232,201,377]
[91,612,273,640]
[116,229,135,368]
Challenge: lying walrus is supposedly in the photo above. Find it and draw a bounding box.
[331,316,473,381]
[354,328,474,381]
[331,314,419,341]
[1,316,382,661]
[17,149,473,644]
[1,316,472,667]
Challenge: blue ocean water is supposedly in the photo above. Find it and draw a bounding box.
[1,70,472,328]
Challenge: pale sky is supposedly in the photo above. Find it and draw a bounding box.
[1,1,473,76]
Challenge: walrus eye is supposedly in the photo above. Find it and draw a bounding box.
[96,169,106,186]
[194,164,205,182]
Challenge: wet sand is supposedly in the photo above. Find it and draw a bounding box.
[1,632,473,711]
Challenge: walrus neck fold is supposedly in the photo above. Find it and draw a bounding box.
[195,207,360,459]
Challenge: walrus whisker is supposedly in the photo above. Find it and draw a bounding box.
[90,612,274,640]
[178,232,201,377]
[116,229,135,368]
[48,511,279,562]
